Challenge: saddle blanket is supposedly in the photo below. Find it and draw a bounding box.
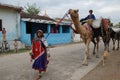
[92,18,102,29]
[112,27,120,33]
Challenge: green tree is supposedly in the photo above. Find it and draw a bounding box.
[118,22,120,27]
[115,22,120,27]
[24,3,40,15]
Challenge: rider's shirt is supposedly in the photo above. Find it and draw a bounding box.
[85,14,96,20]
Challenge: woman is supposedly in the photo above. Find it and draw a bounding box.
[31,30,49,80]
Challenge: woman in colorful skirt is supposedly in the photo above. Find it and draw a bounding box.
[31,30,49,80]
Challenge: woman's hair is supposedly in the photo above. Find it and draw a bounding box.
[36,30,44,37]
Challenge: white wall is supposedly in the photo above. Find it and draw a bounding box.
[0,8,20,41]
[71,24,82,42]
[73,33,82,42]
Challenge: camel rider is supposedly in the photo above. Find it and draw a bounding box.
[80,10,96,25]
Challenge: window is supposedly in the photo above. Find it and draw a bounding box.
[26,22,48,34]
[50,24,60,33]
[37,23,48,33]
[62,25,70,33]
[0,19,2,31]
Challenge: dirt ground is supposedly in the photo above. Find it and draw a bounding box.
[81,50,120,80]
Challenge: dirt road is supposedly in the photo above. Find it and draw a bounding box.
[81,50,120,80]
[0,42,104,80]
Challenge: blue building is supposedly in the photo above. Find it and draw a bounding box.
[20,12,72,46]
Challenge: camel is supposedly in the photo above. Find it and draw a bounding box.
[110,27,120,50]
[101,18,111,51]
[68,9,101,65]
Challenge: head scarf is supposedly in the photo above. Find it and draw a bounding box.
[36,30,44,38]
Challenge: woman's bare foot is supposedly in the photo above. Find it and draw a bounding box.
[35,75,42,80]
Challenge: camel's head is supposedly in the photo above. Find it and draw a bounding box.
[102,18,111,31]
[68,9,79,18]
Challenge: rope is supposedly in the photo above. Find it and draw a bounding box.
[70,23,78,34]
[56,11,78,33]
[56,12,69,27]
[45,32,50,39]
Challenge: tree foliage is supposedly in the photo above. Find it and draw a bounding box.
[24,3,40,15]
[115,22,120,27]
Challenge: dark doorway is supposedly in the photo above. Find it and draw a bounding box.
[0,19,2,31]
[26,22,48,42]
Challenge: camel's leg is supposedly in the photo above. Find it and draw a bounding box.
[104,42,109,52]
[92,39,96,55]
[96,37,100,58]
[102,36,107,51]
[116,39,119,50]
[106,37,111,52]
[82,39,91,66]
[107,32,111,52]
[107,42,110,52]
[102,36,110,52]
[104,43,107,51]
[112,39,115,50]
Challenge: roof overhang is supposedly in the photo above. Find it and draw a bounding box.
[21,18,57,24]
[0,3,22,12]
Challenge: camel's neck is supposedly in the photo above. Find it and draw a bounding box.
[71,16,82,34]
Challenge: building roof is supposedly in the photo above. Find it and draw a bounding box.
[0,3,22,12]
[21,12,56,24]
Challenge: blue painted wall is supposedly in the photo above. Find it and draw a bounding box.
[45,33,72,45]
[20,21,72,46]
[20,21,31,46]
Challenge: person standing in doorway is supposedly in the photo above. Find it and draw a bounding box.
[2,28,6,42]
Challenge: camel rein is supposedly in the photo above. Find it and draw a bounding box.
[56,12,69,27]
[56,12,78,33]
